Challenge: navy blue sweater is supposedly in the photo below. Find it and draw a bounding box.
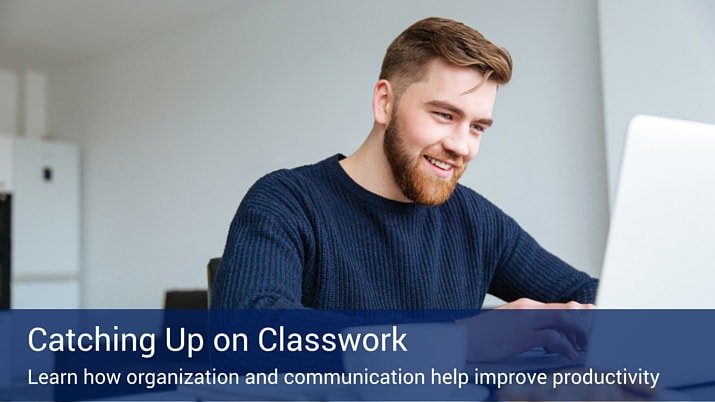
[212,154,597,309]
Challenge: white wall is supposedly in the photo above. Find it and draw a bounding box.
[0,69,18,134]
[23,71,47,139]
[48,0,609,308]
[598,0,715,203]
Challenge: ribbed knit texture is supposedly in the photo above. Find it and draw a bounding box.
[213,154,597,309]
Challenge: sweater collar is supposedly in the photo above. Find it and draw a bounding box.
[323,154,432,214]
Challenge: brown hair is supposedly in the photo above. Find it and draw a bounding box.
[379,17,512,96]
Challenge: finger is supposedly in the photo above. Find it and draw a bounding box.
[532,309,591,348]
[508,301,593,348]
[496,298,544,310]
[568,333,588,351]
[527,310,588,351]
[537,301,592,310]
[546,330,587,353]
[536,329,580,360]
[564,310,593,349]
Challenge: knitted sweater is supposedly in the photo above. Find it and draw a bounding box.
[212,154,597,309]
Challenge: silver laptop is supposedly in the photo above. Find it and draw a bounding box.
[475,115,715,387]
[596,114,715,309]
[588,115,715,388]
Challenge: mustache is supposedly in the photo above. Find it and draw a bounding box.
[421,151,466,168]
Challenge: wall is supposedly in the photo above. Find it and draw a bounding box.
[0,69,18,135]
[598,0,715,203]
[48,0,609,307]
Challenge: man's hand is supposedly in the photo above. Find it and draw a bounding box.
[457,298,595,362]
[496,298,595,311]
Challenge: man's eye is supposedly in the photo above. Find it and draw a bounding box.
[434,112,452,121]
[472,124,485,133]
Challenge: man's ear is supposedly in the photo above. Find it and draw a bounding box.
[373,79,395,126]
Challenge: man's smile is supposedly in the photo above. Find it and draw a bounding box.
[423,155,455,178]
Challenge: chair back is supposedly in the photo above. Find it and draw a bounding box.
[164,290,208,309]
[206,257,221,307]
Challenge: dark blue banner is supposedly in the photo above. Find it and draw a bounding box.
[0,309,714,401]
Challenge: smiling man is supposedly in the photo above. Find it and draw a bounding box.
[212,17,597,311]
[343,57,496,208]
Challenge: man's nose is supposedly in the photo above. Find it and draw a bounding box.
[442,129,471,158]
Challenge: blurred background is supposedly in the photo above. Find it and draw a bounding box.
[0,0,712,308]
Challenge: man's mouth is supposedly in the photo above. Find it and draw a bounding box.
[424,155,453,171]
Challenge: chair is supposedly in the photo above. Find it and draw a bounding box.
[206,257,221,307]
[163,290,208,309]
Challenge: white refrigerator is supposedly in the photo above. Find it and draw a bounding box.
[0,134,80,309]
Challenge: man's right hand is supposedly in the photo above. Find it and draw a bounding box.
[456,298,595,363]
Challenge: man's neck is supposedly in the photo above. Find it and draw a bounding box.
[339,128,412,203]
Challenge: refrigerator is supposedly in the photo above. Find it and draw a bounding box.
[0,134,80,309]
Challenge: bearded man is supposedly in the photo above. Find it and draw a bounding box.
[212,17,597,312]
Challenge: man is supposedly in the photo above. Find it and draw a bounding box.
[213,17,596,314]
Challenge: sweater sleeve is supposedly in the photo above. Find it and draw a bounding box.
[486,209,598,304]
[212,176,309,309]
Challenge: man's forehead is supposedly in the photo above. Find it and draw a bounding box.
[412,79,498,109]
[409,78,497,97]
[406,66,497,104]
[423,58,490,86]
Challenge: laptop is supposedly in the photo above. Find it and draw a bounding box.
[596,114,715,309]
[473,115,715,387]
[586,115,715,388]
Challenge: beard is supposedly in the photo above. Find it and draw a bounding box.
[383,114,465,206]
